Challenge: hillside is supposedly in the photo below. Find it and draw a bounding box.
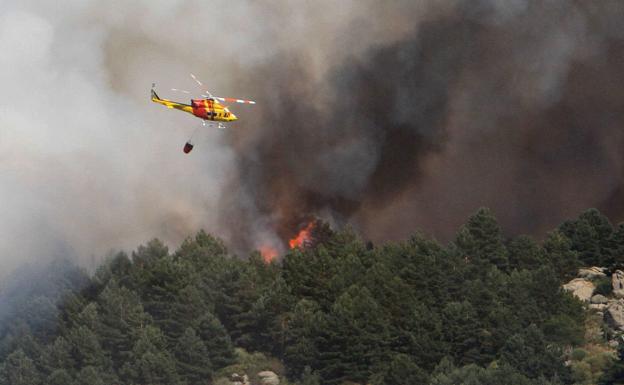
[1,208,624,385]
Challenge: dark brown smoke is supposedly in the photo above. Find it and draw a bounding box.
[219,0,624,252]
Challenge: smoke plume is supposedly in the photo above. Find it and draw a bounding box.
[222,0,624,253]
[1,1,624,273]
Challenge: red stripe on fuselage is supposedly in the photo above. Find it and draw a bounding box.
[191,98,216,120]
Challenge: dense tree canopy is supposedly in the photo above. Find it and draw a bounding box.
[1,208,620,384]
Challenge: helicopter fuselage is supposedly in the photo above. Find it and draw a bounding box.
[151,90,237,123]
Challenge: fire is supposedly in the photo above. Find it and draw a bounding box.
[289,221,315,249]
[259,245,279,263]
[258,220,316,263]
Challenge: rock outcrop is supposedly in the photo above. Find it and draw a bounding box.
[563,278,595,302]
[231,373,250,385]
[258,371,280,385]
[591,294,609,304]
[613,270,624,298]
[606,300,624,331]
[579,267,607,279]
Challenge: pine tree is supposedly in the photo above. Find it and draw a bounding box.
[176,230,229,272]
[0,349,42,385]
[46,369,73,385]
[282,247,338,310]
[174,327,212,384]
[202,257,253,345]
[195,312,236,369]
[508,235,546,271]
[440,301,481,365]
[370,353,429,385]
[283,299,322,379]
[543,231,580,280]
[260,275,297,358]
[399,301,445,371]
[97,280,151,368]
[282,227,369,311]
[74,366,106,385]
[236,293,275,353]
[137,254,204,342]
[9,331,44,372]
[500,324,569,381]
[132,238,169,269]
[455,208,509,272]
[56,292,88,335]
[18,296,58,344]
[120,326,181,385]
[41,336,74,375]
[560,209,614,266]
[506,269,542,327]
[611,223,624,267]
[316,285,389,384]
[66,325,108,370]
[92,252,134,289]
[396,234,463,306]
[463,267,509,364]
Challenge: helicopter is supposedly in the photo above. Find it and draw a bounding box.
[151,74,256,153]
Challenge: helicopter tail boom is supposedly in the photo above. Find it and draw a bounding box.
[151,84,193,114]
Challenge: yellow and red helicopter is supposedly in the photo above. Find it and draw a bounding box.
[151,74,255,153]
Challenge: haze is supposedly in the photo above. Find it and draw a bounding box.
[2,1,624,277]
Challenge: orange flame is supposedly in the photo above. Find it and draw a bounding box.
[259,246,279,263]
[289,221,315,249]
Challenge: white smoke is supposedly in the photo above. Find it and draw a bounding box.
[0,0,429,275]
[6,0,620,277]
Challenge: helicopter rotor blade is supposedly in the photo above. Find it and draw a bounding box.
[172,87,211,100]
[187,74,254,104]
[190,73,203,87]
[214,96,256,105]
[190,73,213,98]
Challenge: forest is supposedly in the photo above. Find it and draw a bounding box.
[1,208,624,385]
